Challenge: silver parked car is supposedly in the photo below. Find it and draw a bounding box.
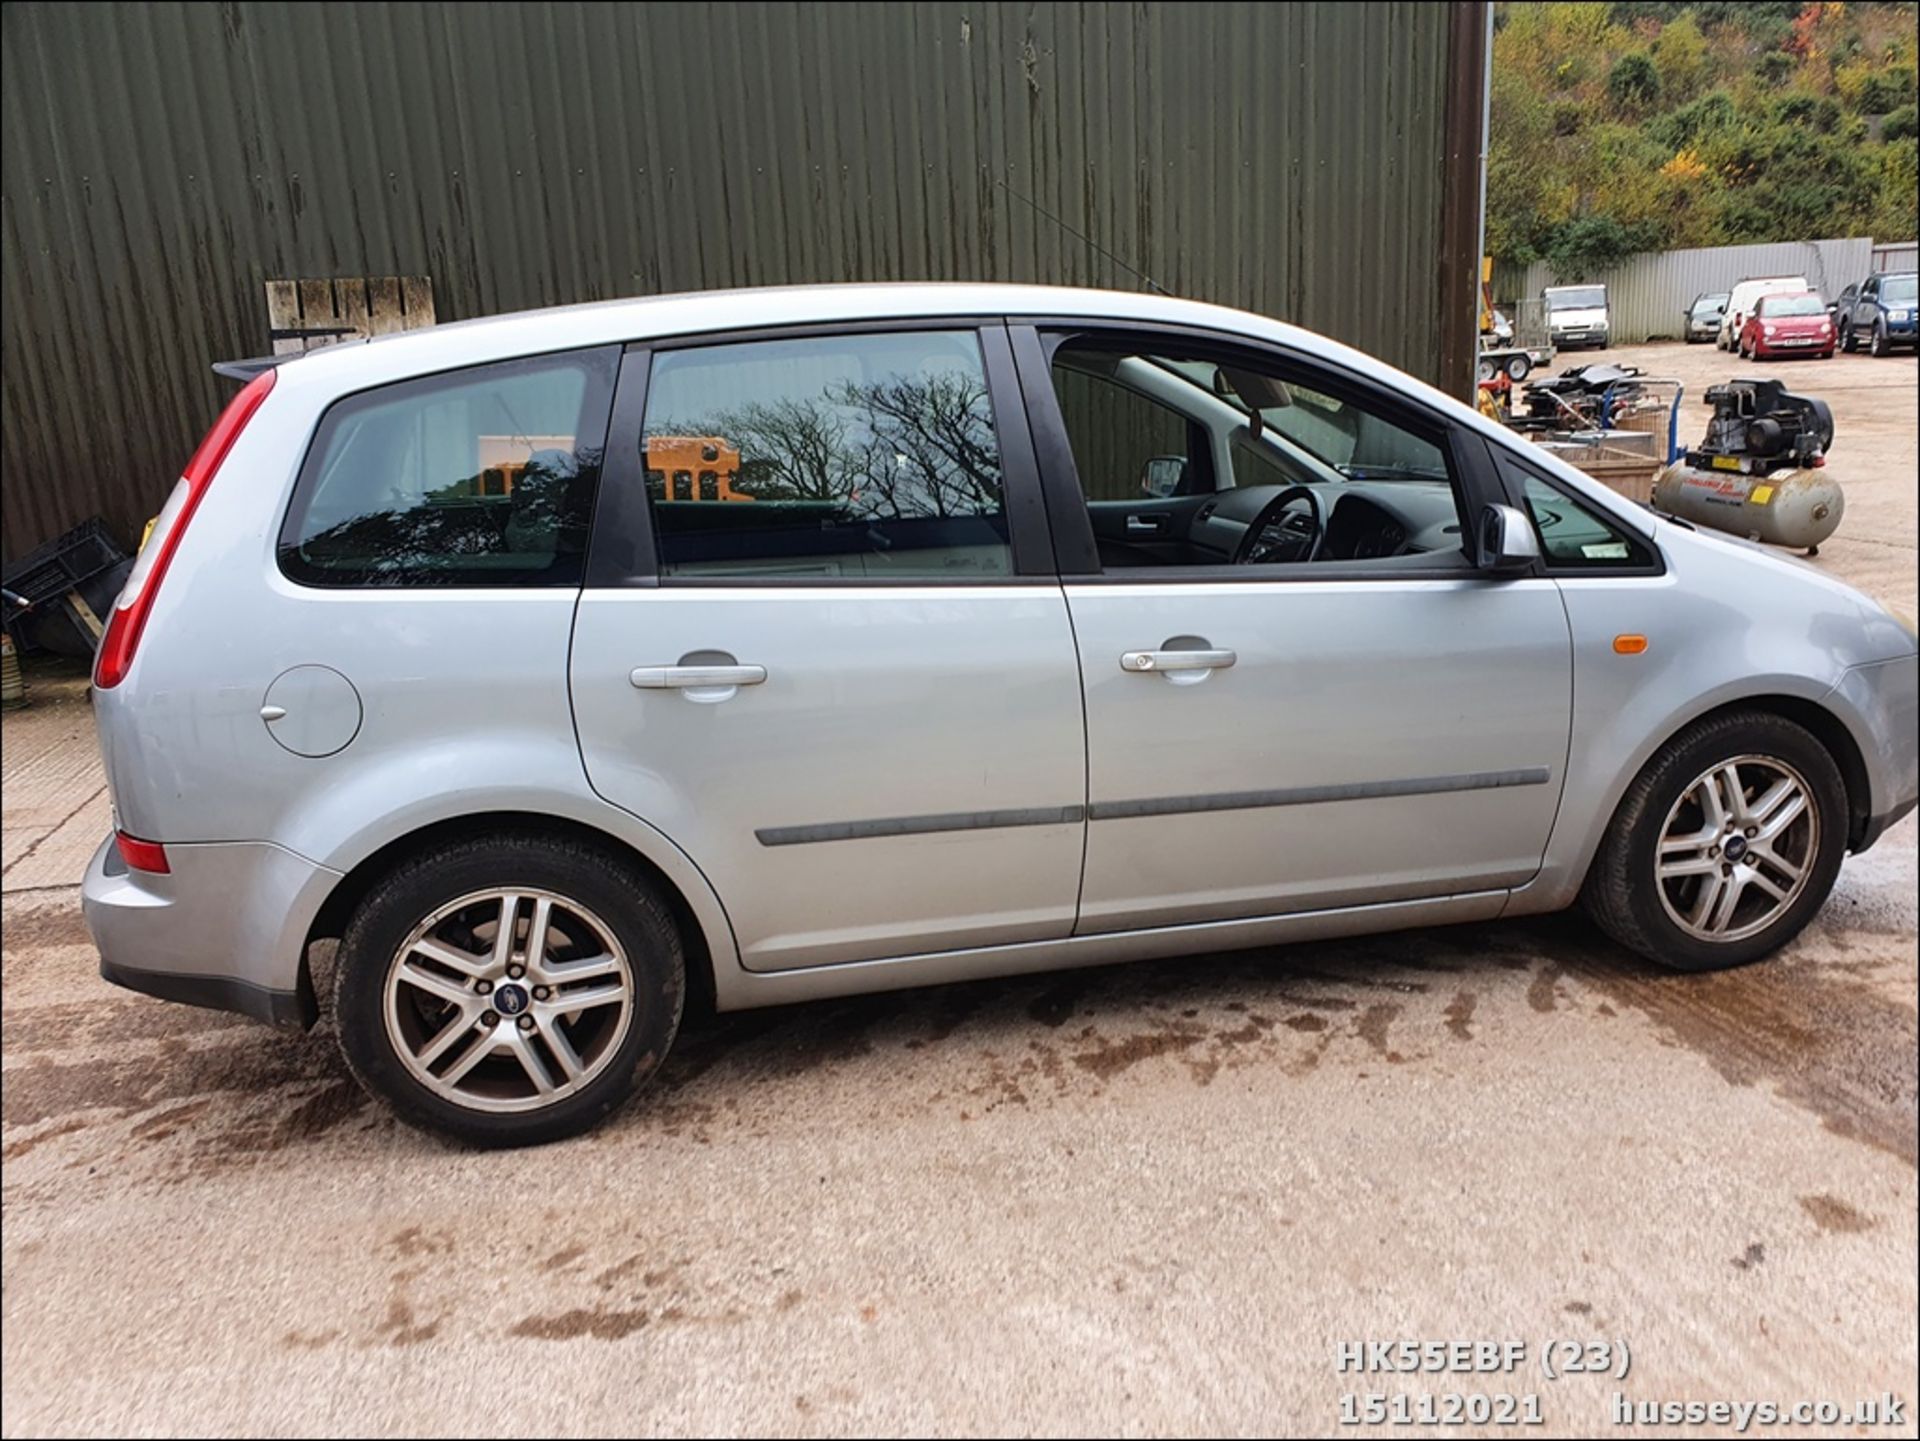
[84,284,1918,1145]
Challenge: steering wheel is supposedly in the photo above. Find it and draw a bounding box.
[1233,485,1326,565]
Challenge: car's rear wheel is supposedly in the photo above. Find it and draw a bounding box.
[334,833,684,1146]
[1582,711,1847,972]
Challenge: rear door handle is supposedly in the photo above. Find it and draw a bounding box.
[629,664,767,689]
[1120,649,1236,673]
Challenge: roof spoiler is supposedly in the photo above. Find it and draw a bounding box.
[211,353,296,382]
[212,325,362,381]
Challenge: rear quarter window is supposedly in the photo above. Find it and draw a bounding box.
[280,348,618,587]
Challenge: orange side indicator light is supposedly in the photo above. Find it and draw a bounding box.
[1614,634,1649,655]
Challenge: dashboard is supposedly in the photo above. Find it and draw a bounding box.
[1184,480,1464,565]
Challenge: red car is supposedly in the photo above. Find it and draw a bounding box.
[1739,291,1836,360]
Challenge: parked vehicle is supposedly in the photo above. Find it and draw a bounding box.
[1838,270,1918,356]
[1738,292,1836,361]
[83,284,1919,1145]
[1683,292,1729,343]
[1718,276,1808,351]
[1542,284,1611,350]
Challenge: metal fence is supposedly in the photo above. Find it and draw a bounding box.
[1871,241,1919,273]
[0,0,1488,563]
[1495,238,1887,344]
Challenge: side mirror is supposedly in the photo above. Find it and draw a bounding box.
[1478,503,1541,574]
[1140,456,1188,498]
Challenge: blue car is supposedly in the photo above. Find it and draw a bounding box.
[1838,270,1918,356]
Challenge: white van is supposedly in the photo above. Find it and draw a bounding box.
[1719,276,1809,350]
[1542,284,1611,350]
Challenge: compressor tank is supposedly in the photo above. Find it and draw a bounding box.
[1652,463,1845,551]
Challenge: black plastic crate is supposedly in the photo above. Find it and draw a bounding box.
[2,518,129,625]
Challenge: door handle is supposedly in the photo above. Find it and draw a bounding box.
[629,664,767,689]
[1120,649,1236,673]
[1125,515,1167,535]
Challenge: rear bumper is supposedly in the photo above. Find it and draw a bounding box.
[82,834,341,1029]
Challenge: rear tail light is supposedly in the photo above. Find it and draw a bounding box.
[94,369,276,689]
[115,831,170,875]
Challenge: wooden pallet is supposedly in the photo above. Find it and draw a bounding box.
[264,276,435,354]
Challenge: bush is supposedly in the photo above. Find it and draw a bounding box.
[1773,95,1843,133]
[1653,90,1737,148]
[1858,68,1916,116]
[1544,215,1665,278]
[1608,52,1663,111]
[1758,50,1797,86]
[1884,105,1919,142]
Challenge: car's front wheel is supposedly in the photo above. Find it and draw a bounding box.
[1870,322,1890,358]
[1839,320,1856,352]
[334,833,685,1146]
[1582,710,1847,972]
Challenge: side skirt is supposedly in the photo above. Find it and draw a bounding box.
[709,890,1509,1011]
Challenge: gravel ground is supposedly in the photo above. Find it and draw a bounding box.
[2,344,1914,1438]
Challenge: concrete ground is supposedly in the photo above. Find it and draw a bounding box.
[2,345,1914,1438]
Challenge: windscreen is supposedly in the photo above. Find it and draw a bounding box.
[1762,295,1824,317]
[1546,287,1606,310]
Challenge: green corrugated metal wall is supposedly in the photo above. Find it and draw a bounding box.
[1,1,1480,561]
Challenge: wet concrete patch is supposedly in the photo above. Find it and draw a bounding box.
[1518,916,1920,1167]
[511,1308,650,1341]
[1800,1193,1876,1233]
[1,900,94,951]
[1,1031,338,1130]
[1444,990,1477,1041]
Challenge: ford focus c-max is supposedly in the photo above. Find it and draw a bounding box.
[83,285,1919,1145]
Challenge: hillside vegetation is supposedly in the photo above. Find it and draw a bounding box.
[1490,1,1919,276]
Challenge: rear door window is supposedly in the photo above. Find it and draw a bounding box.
[281,348,618,586]
[638,331,1014,579]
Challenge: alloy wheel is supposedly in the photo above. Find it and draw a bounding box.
[382,888,635,1113]
[1655,756,1818,944]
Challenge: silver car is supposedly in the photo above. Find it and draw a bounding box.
[83,284,1919,1145]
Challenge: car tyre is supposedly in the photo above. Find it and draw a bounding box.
[1870,322,1889,358]
[334,832,686,1147]
[1839,320,1856,352]
[1582,710,1847,972]
[1504,353,1532,382]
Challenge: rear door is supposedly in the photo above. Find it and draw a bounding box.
[569,323,1087,972]
[1854,276,1879,330]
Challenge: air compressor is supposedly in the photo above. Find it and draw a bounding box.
[1652,379,1844,553]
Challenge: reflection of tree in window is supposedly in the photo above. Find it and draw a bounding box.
[294,447,602,583]
[672,471,691,501]
[698,471,718,501]
[649,371,1002,520]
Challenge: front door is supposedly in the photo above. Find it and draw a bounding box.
[1019,326,1573,933]
[570,326,1087,971]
